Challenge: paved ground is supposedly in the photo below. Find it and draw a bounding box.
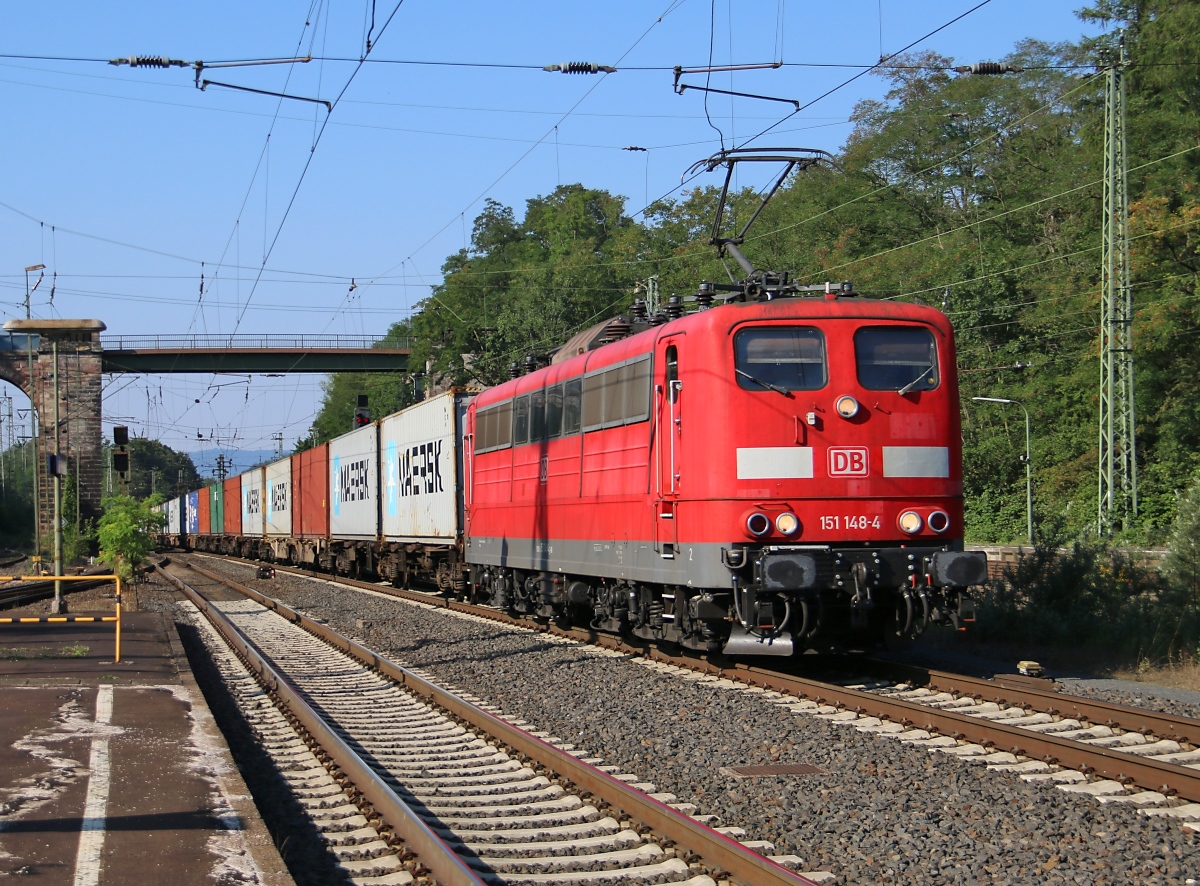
[0,608,292,885]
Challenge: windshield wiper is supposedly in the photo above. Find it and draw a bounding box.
[897,364,936,396]
[736,368,793,397]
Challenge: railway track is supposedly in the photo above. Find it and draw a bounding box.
[158,559,827,886]
[182,552,1200,820]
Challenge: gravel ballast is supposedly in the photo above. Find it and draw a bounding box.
[181,556,1200,885]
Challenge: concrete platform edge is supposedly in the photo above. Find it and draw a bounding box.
[167,614,296,886]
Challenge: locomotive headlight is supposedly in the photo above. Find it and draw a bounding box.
[746,512,771,537]
[928,510,951,533]
[775,512,800,536]
[835,395,860,418]
[898,510,923,534]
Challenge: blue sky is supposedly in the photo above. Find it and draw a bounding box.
[0,1,1101,465]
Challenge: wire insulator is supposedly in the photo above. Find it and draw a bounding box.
[543,62,617,74]
[953,62,1022,75]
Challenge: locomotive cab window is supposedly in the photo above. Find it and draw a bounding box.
[855,326,939,393]
[734,327,826,392]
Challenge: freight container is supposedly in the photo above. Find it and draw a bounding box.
[198,486,211,535]
[380,391,467,542]
[329,423,378,540]
[186,491,199,535]
[294,445,329,539]
[265,456,292,537]
[166,497,180,535]
[210,483,224,536]
[223,475,242,536]
[241,468,265,538]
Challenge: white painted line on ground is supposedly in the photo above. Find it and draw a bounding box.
[72,685,113,886]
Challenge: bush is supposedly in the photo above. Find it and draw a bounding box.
[97,495,165,581]
[972,516,1195,663]
[1163,473,1200,604]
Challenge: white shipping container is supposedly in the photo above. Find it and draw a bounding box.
[166,498,179,534]
[265,457,293,537]
[381,392,462,542]
[329,423,378,539]
[241,468,265,538]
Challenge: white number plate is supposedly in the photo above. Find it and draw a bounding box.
[820,515,882,530]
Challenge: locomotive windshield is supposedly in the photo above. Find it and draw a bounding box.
[734,327,826,392]
[855,326,939,392]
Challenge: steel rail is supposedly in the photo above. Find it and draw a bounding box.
[185,553,1200,803]
[155,564,489,886]
[176,559,820,886]
[727,661,1200,801]
[865,660,1200,747]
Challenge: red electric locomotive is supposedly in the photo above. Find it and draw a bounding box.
[464,149,986,654]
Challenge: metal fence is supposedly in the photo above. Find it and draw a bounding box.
[100,334,411,350]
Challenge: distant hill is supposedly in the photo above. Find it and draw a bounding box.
[188,448,283,479]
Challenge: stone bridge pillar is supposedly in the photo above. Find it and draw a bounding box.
[1,320,105,554]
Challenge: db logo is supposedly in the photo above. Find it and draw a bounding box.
[829,447,869,477]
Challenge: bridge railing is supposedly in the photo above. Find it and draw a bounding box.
[100,334,411,350]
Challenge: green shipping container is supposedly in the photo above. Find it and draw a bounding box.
[210,483,224,536]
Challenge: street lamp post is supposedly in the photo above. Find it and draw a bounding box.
[972,396,1033,544]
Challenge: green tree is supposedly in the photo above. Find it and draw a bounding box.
[1163,473,1200,601]
[410,185,637,386]
[97,494,166,580]
[298,0,1200,546]
[296,320,417,449]
[0,440,35,550]
[127,439,201,500]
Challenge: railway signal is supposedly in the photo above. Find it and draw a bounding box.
[113,426,130,495]
[353,394,371,429]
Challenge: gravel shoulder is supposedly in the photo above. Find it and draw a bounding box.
[178,556,1200,885]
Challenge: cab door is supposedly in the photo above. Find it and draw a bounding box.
[654,335,684,558]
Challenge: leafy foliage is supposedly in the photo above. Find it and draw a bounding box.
[0,441,35,550]
[126,439,201,500]
[296,321,418,450]
[1163,473,1200,601]
[96,494,166,580]
[301,1,1200,547]
[972,517,1200,662]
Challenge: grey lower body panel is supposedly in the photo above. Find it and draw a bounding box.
[466,535,732,588]
[467,536,987,594]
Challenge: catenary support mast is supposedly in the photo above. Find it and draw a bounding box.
[1098,35,1137,534]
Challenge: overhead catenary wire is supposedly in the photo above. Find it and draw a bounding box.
[337,0,694,327]
[230,0,411,334]
[6,50,1199,71]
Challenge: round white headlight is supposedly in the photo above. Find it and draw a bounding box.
[836,395,859,418]
[776,512,800,535]
[898,510,923,534]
